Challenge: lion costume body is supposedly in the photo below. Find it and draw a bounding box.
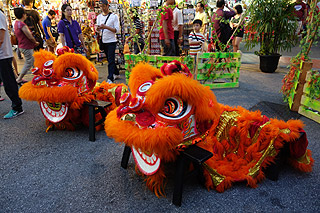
[19,48,127,131]
[105,62,313,196]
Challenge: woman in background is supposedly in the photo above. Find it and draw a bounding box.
[230,4,244,52]
[14,7,39,85]
[58,4,87,55]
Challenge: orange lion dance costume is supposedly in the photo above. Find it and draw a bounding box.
[19,47,127,131]
[105,61,313,196]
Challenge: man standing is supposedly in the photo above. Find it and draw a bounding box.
[96,0,120,84]
[160,0,175,56]
[194,2,208,35]
[42,10,56,52]
[0,5,24,119]
[172,4,183,56]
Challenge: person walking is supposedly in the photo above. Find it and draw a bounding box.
[96,0,120,83]
[230,4,244,52]
[58,4,88,55]
[160,0,175,56]
[172,4,183,56]
[212,0,235,50]
[0,6,24,119]
[14,7,39,85]
[23,0,45,50]
[42,10,56,52]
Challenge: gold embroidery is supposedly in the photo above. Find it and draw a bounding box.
[296,151,311,165]
[251,121,270,144]
[175,131,209,149]
[203,163,225,187]
[215,111,240,142]
[121,113,136,122]
[279,128,291,134]
[107,87,117,99]
[121,86,128,96]
[248,137,277,178]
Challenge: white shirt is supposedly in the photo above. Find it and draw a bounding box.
[0,10,13,60]
[172,7,183,32]
[96,13,119,43]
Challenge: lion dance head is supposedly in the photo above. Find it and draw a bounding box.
[19,47,126,131]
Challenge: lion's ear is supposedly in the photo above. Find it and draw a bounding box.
[33,49,57,70]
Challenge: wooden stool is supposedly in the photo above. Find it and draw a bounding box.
[120,145,213,206]
[84,100,112,142]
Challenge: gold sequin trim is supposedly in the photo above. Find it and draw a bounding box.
[107,87,117,99]
[203,163,225,187]
[215,111,240,142]
[121,113,136,122]
[248,137,277,178]
[175,131,209,149]
[296,150,311,165]
[251,121,271,144]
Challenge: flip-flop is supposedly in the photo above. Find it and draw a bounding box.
[0,97,4,101]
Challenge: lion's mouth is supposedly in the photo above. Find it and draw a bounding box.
[32,76,61,87]
[131,145,161,175]
[40,101,68,123]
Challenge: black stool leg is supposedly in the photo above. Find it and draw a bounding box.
[172,155,188,206]
[88,105,95,142]
[121,146,131,169]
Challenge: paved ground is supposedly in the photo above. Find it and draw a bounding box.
[0,45,319,212]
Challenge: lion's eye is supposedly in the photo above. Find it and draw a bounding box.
[63,67,82,80]
[158,97,192,120]
[137,81,153,96]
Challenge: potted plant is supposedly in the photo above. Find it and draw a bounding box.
[245,0,298,73]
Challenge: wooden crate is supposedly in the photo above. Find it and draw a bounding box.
[124,54,187,83]
[124,53,241,88]
[298,71,320,123]
[124,54,157,83]
[195,52,241,89]
[289,61,313,111]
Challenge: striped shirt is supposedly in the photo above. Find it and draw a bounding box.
[134,18,144,41]
[188,32,205,56]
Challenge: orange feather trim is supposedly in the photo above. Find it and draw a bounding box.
[128,62,163,97]
[19,82,78,103]
[33,49,56,70]
[53,52,98,81]
[105,110,181,161]
[146,73,221,123]
[199,105,313,192]
[144,166,167,198]
[288,149,314,172]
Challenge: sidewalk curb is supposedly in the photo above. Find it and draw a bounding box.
[241,53,320,69]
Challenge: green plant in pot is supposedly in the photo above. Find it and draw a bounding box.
[245,0,298,73]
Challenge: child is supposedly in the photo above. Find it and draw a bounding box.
[189,19,205,56]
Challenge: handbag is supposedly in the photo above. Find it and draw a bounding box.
[46,37,57,48]
[11,33,18,45]
[98,13,111,50]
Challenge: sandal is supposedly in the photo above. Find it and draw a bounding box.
[0,96,4,101]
